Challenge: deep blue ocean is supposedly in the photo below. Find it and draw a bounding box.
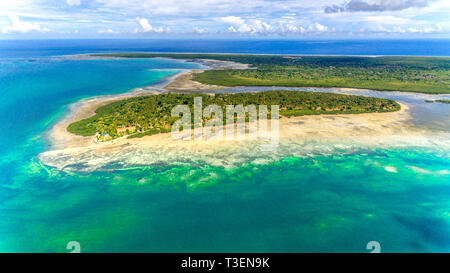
[1,39,450,58]
[0,39,449,252]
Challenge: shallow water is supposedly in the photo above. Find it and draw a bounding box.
[0,53,449,252]
[2,149,450,252]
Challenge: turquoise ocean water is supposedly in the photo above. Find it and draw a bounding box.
[0,41,449,252]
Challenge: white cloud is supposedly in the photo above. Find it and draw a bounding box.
[407,27,420,32]
[219,17,273,34]
[363,23,444,33]
[0,0,447,37]
[136,17,153,32]
[325,0,429,13]
[227,26,237,32]
[221,17,331,35]
[310,22,328,32]
[1,16,48,34]
[231,20,273,34]
[135,17,169,33]
[191,27,208,34]
[66,0,81,6]
[219,16,245,26]
[98,28,117,34]
[97,0,292,16]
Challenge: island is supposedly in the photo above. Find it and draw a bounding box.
[67,91,400,141]
[94,54,450,94]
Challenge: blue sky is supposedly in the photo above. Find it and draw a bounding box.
[0,0,449,38]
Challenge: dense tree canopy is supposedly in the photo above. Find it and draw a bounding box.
[67,91,400,141]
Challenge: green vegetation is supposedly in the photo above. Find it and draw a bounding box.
[95,53,450,94]
[67,91,400,141]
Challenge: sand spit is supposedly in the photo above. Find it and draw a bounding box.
[163,69,223,91]
[163,58,252,92]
